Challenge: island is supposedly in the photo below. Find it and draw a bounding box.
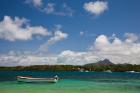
[0,59,140,72]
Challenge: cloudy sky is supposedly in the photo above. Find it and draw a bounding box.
[0,0,140,66]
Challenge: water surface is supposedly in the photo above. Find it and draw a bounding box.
[0,71,140,93]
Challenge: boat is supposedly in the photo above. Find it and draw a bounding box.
[104,70,112,73]
[85,70,89,72]
[126,71,139,73]
[126,71,135,73]
[17,75,59,83]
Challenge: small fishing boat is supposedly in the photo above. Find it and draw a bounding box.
[17,75,59,83]
[104,70,112,73]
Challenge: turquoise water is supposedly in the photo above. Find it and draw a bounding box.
[0,71,140,93]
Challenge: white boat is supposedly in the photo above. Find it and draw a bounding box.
[85,70,89,72]
[126,71,135,73]
[104,70,112,73]
[126,71,139,73]
[17,75,59,83]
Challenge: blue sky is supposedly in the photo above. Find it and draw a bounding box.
[0,0,140,66]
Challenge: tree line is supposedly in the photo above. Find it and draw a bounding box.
[0,64,140,72]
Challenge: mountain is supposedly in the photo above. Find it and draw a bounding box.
[95,59,114,65]
[84,59,114,66]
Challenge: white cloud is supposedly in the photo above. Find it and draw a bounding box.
[95,35,110,45]
[90,33,140,64]
[38,26,68,52]
[44,3,55,14]
[84,1,108,16]
[125,33,139,43]
[0,54,58,66]
[25,0,43,8]
[0,16,50,41]
[43,3,73,16]
[57,50,98,65]
[1,33,140,66]
[47,31,68,45]
[25,1,74,16]
[0,50,97,66]
[80,31,84,36]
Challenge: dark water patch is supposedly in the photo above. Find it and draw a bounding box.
[134,86,140,90]
[1,71,140,81]
[72,78,137,83]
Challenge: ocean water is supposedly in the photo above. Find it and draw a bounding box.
[0,71,140,93]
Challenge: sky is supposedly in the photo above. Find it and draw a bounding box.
[0,0,140,66]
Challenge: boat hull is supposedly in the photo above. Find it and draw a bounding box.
[17,76,58,83]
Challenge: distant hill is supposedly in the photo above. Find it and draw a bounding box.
[0,60,140,72]
[84,59,114,66]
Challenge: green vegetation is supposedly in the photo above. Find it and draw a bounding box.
[84,64,140,72]
[0,65,81,71]
[0,64,140,72]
